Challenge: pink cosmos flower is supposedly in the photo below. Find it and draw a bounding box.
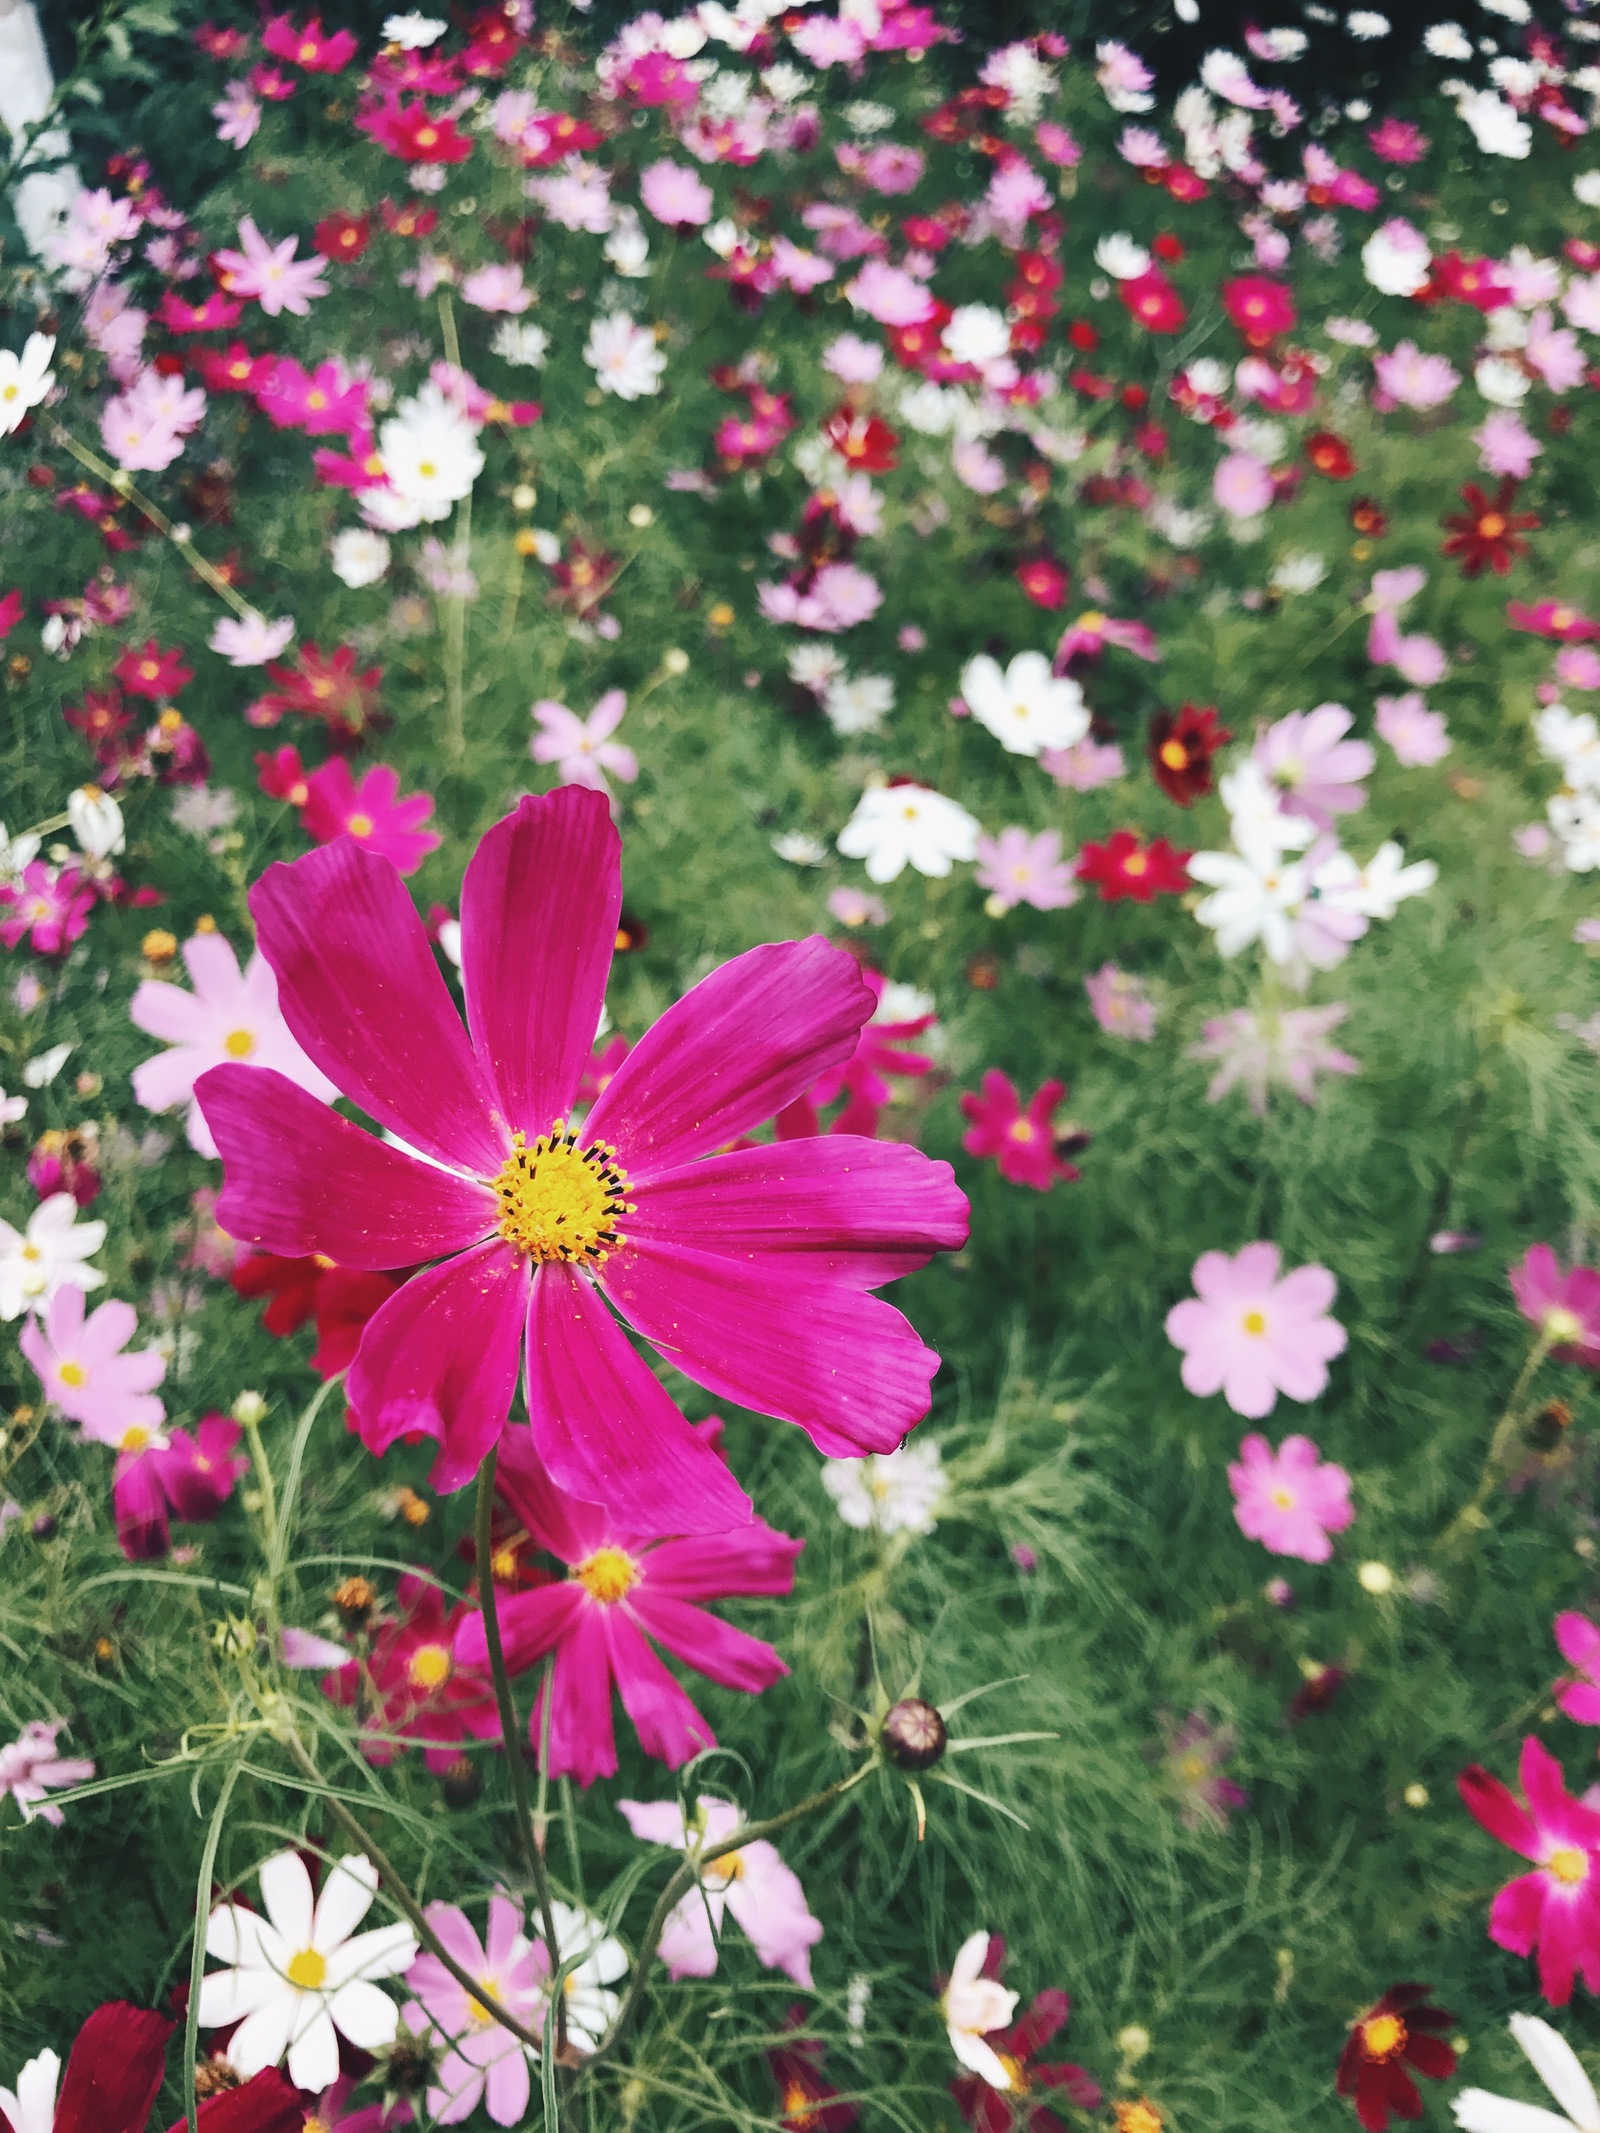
[822,333,883,384]
[0,1719,95,1826]
[790,15,868,65]
[618,1795,824,1984]
[1042,736,1126,790]
[0,863,95,956]
[20,1286,165,1439]
[1459,1737,1600,2005]
[1509,1244,1600,1365]
[1555,1612,1600,1725]
[209,613,297,667]
[213,216,329,317]
[974,827,1079,912]
[1372,341,1460,412]
[1212,452,1275,520]
[1166,1243,1347,1418]
[130,928,337,1158]
[1055,611,1161,667]
[1475,408,1542,480]
[1375,692,1451,766]
[101,1412,247,1561]
[758,561,883,632]
[1227,1433,1354,1562]
[255,357,367,435]
[531,689,638,802]
[1526,310,1586,394]
[453,1429,801,1783]
[1367,607,1447,688]
[403,1898,542,2124]
[1255,703,1374,828]
[960,1071,1078,1192]
[640,159,714,227]
[1191,1005,1360,1117]
[1084,963,1156,1041]
[214,82,263,148]
[844,259,937,327]
[460,263,531,314]
[1367,117,1428,162]
[196,790,968,1521]
[300,760,442,874]
[292,2076,401,2133]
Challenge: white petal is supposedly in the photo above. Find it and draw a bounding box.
[259,1849,316,1948]
[313,1851,378,1951]
[1453,2090,1581,2133]
[285,2005,342,2094]
[197,1966,287,2029]
[948,1929,990,1988]
[1514,2015,1600,2130]
[949,2029,1014,2089]
[328,1978,402,2051]
[227,1989,301,2078]
[325,1920,418,1989]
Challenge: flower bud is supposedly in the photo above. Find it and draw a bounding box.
[67,784,125,860]
[881,1697,947,1770]
[438,1754,483,1809]
[332,1575,378,1626]
[232,1390,267,1427]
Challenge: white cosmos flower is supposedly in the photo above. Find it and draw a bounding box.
[0,2046,61,2133]
[584,313,666,400]
[1314,840,1437,920]
[1361,219,1431,296]
[330,527,392,588]
[837,784,980,883]
[943,304,1011,367]
[823,672,894,736]
[1550,790,1600,872]
[383,11,447,45]
[1454,2011,1600,2132]
[1476,355,1532,405]
[1093,231,1151,281]
[67,784,124,859]
[1218,759,1314,870]
[1537,705,1600,790]
[0,1195,106,1320]
[493,319,550,368]
[821,1439,946,1536]
[942,1930,1019,2089]
[1457,88,1531,158]
[0,334,56,437]
[541,1900,628,2053]
[378,384,484,517]
[198,1851,417,2093]
[1189,847,1309,962]
[961,651,1088,759]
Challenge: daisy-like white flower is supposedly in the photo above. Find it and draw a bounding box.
[960,652,1088,759]
[208,612,295,667]
[198,1850,418,2091]
[67,785,124,861]
[942,1929,1020,2088]
[378,383,484,518]
[821,1438,946,1536]
[837,783,980,883]
[1315,841,1437,922]
[0,333,56,437]
[0,1195,106,1322]
[1454,2011,1600,2132]
[538,1901,628,2052]
[584,313,666,400]
[384,11,448,46]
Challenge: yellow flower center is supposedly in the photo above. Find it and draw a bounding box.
[1177,1753,1208,1783]
[491,1127,631,1266]
[574,1546,640,1603]
[58,1360,87,1388]
[1242,1310,1268,1336]
[346,813,375,838]
[223,1028,256,1059]
[1545,1306,1584,1346]
[286,1946,327,1991]
[467,1974,502,2026]
[1270,1487,1296,1510]
[417,459,437,480]
[1361,2013,1407,2060]
[491,1544,520,1581]
[304,2119,330,2133]
[1160,739,1190,771]
[120,1425,152,1453]
[995,2052,1029,2094]
[1479,512,1507,540]
[1549,1845,1588,1885]
[1123,852,1148,876]
[408,1642,452,1690]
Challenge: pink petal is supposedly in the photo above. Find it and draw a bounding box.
[1557,1682,1600,1725]
[347,1240,529,1490]
[1272,1263,1339,1318]
[603,1240,938,1456]
[458,790,620,1140]
[1556,1611,1600,1678]
[604,1607,717,1768]
[1219,1348,1280,1419]
[494,1422,609,1565]
[1486,1868,1545,1956]
[251,838,506,1173]
[630,1591,789,1693]
[197,1064,496,1269]
[626,1137,968,1290]
[524,1262,751,1534]
[539,1603,619,1784]
[584,938,871,1176]
[641,1525,804,1600]
[454,1581,585,1676]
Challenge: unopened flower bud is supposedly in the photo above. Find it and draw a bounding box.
[881,1697,947,1770]
[1357,1560,1394,1595]
[31,1512,57,1541]
[232,1390,267,1427]
[1117,2024,1152,2064]
[332,1575,378,1626]
[1404,1783,1429,1808]
[438,1754,483,1809]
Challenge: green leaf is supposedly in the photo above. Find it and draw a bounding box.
[122,0,181,29]
[67,77,103,103]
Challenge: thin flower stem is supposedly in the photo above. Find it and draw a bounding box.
[241,1412,279,1568]
[48,427,259,622]
[579,1760,875,2078]
[475,1448,567,2054]
[1435,1328,1554,1553]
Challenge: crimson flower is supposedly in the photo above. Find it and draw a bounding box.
[1016,556,1070,610]
[1222,275,1295,343]
[1441,478,1539,578]
[1076,830,1192,903]
[261,12,359,71]
[255,744,311,807]
[1459,1735,1600,2003]
[950,1976,1102,2133]
[230,1252,404,1377]
[548,539,618,616]
[378,197,439,239]
[195,789,967,1525]
[1350,497,1388,538]
[357,97,475,164]
[195,343,275,396]
[1335,1985,1455,2132]
[114,639,193,701]
[322,1572,498,1772]
[255,641,384,742]
[961,1071,1079,1192]
[767,2005,859,2131]
[821,407,898,472]
[0,2000,302,2133]
[1148,704,1232,805]
[1430,250,1512,311]
[1305,431,1356,481]
[1118,269,1186,334]
[312,210,373,263]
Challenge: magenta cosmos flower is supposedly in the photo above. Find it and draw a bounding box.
[197,788,967,1526]
[960,1070,1078,1192]
[453,1425,801,1784]
[1228,1433,1353,1562]
[1166,1242,1347,1419]
[1510,1244,1600,1366]
[1459,1736,1600,2005]
[1554,1612,1600,1725]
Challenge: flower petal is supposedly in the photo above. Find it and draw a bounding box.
[604,1607,717,1768]
[312,1852,377,1952]
[583,938,871,1176]
[259,1849,315,1949]
[53,2001,173,2133]
[524,1263,751,1534]
[459,790,620,1137]
[539,1601,619,1784]
[325,1977,404,2048]
[630,1591,789,1693]
[251,839,506,1172]
[198,1065,495,1270]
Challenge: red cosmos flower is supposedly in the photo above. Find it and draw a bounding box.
[767,2006,859,2131]
[255,743,311,807]
[1509,599,1600,643]
[1016,557,1070,610]
[1148,704,1232,805]
[1459,1735,1600,2003]
[114,640,193,701]
[1305,431,1356,481]
[548,539,619,617]
[1430,250,1512,312]
[194,342,274,395]
[1441,479,1540,578]
[357,98,475,164]
[255,641,384,742]
[312,210,373,263]
[194,23,249,59]
[1222,276,1296,343]
[65,684,134,762]
[1335,1986,1456,2132]
[949,1967,1103,2132]
[821,407,899,473]
[1118,269,1186,334]
[1076,830,1192,903]
[261,12,359,71]
[961,1072,1079,1192]
[230,1253,405,1377]
[461,4,524,74]
[0,588,21,638]
[378,197,439,239]
[323,1573,499,1773]
[1350,496,1388,539]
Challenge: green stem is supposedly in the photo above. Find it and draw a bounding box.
[241,1411,278,1568]
[185,1761,243,2133]
[48,428,257,621]
[1436,1328,1554,1553]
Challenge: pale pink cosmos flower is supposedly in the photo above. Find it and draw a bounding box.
[0,1720,95,1826]
[1166,1242,1348,1417]
[1084,963,1156,1040]
[823,333,884,384]
[790,14,867,65]
[1228,1433,1354,1561]
[1372,341,1460,412]
[1563,273,1600,334]
[975,827,1078,911]
[460,263,530,314]
[1376,691,1452,766]
[1559,645,1600,691]
[1256,703,1374,828]
[130,929,337,1158]
[1525,309,1586,394]
[209,612,295,667]
[531,690,638,803]
[843,259,936,327]
[1041,736,1126,790]
[639,159,714,227]
[196,789,967,1520]
[772,236,834,293]
[1191,1005,1359,1115]
[213,81,262,149]
[1474,408,1543,479]
[1213,453,1275,520]
[19,1286,165,1439]
[212,216,330,317]
[404,1897,542,2125]
[1367,608,1447,688]
[618,1795,823,1985]
[759,562,883,632]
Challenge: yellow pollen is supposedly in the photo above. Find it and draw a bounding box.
[346,813,375,838]
[308,390,327,410]
[1549,1845,1588,1885]
[223,1027,256,1059]
[782,2079,817,2126]
[408,1642,452,1690]
[416,125,439,147]
[1270,1487,1296,1510]
[286,1946,327,1991]
[491,1544,520,1580]
[1242,1309,1268,1336]
[1007,1119,1036,1142]
[21,1243,40,1261]
[1478,513,1507,540]
[1123,852,1148,875]
[310,678,333,698]
[574,1546,640,1603]
[417,459,437,480]
[1553,608,1575,629]
[1545,1306,1584,1346]
[491,1127,631,1267]
[1177,1753,1208,1783]
[1159,739,1189,771]
[120,1425,152,1453]
[995,2052,1029,2094]
[466,1975,501,2026]
[1361,2013,1407,2060]
[304,2120,330,2133]
[58,1360,87,1388]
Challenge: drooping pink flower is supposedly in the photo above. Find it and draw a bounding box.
[323,1573,498,1772]
[1041,736,1126,790]
[0,1718,95,1826]
[19,1285,165,1439]
[1227,1433,1354,1562]
[403,1897,542,2125]
[212,216,330,317]
[1554,1612,1600,1725]
[453,1430,801,1784]
[300,760,442,874]
[974,826,1079,912]
[1255,703,1374,828]
[99,1412,247,1561]
[1509,1244,1600,1365]
[530,689,638,801]
[960,1070,1078,1192]
[1459,1737,1600,2005]
[196,789,968,1520]
[0,863,95,956]
[1375,692,1451,767]
[618,1795,823,1984]
[1166,1243,1347,1418]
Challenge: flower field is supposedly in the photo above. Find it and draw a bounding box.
[10,2,1600,2128]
